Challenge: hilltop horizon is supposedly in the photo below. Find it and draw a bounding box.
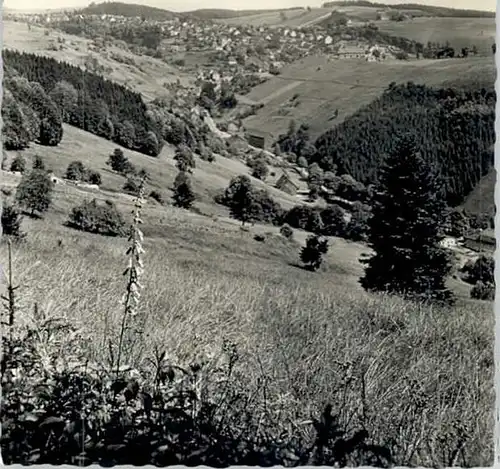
[3,0,496,13]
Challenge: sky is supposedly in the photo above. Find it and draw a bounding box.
[3,0,497,13]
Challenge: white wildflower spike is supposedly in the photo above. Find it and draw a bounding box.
[115,174,148,377]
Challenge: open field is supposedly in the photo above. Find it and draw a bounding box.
[0,151,494,464]
[214,7,334,27]
[2,20,192,100]
[377,17,496,56]
[242,55,496,140]
[3,124,308,216]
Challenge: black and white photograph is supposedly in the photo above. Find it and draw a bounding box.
[0,0,496,466]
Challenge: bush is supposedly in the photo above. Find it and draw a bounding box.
[10,155,26,173]
[461,255,495,285]
[280,223,294,239]
[32,155,46,170]
[86,170,102,185]
[67,199,125,236]
[65,161,86,180]
[149,190,165,204]
[123,177,141,195]
[470,281,495,301]
[300,235,329,271]
[248,157,269,181]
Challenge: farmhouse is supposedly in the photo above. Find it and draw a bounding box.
[337,43,367,59]
[275,170,300,196]
[463,231,496,253]
[245,129,272,150]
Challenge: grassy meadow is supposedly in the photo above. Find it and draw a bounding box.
[242,55,496,139]
[377,17,496,56]
[2,20,192,100]
[0,157,494,465]
[3,124,306,217]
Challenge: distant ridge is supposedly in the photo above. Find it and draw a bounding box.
[80,1,176,19]
[322,1,495,17]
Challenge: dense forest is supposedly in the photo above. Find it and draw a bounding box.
[313,82,496,206]
[2,50,162,156]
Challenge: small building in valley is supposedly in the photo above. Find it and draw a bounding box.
[275,170,300,195]
[245,129,271,150]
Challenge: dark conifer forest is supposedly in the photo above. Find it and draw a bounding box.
[313,82,496,206]
[2,49,163,156]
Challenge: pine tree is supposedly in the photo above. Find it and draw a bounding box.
[360,134,453,303]
[107,148,134,174]
[16,169,53,217]
[172,172,195,209]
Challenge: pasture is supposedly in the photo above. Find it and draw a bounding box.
[2,20,192,100]
[242,55,496,140]
[377,17,496,56]
[3,124,307,216]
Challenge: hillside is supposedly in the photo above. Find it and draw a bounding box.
[212,7,334,27]
[3,124,304,215]
[313,82,495,206]
[322,1,495,18]
[377,17,496,56]
[80,2,176,19]
[461,169,496,219]
[242,55,496,141]
[185,7,304,19]
[2,20,192,101]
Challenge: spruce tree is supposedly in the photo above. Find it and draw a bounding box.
[360,134,453,303]
[172,172,195,209]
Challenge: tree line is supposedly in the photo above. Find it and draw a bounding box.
[2,49,162,156]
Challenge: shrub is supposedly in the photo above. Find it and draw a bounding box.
[254,234,266,242]
[86,170,102,185]
[65,160,86,180]
[67,199,125,236]
[280,223,294,239]
[124,177,141,195]
[1,205,25,240]
[10,155,26,173]
[149,190,165,204]
[461,256,495,285]
[174,144,196,173]
[470,281,495,301]
[15,169,53,217]
[32,155,46,170]
[300,235,329,271]
[248,156,269,181]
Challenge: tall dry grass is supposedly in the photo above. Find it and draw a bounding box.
[0,195,493,466]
